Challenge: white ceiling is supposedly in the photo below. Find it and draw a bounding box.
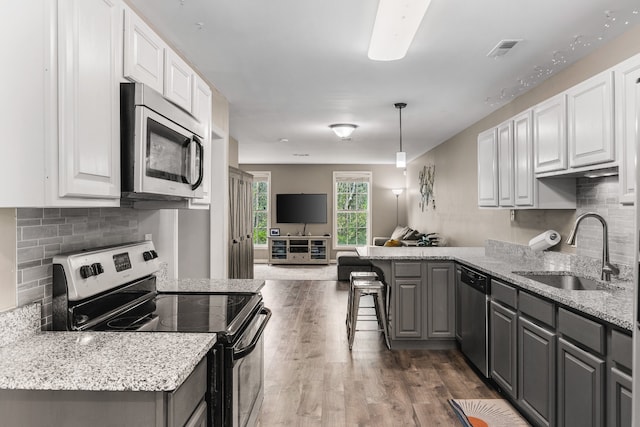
[129,0,640,165]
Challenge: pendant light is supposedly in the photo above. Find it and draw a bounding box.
[395,102,407,168]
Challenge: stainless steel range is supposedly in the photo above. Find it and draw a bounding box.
[52,241,270,427]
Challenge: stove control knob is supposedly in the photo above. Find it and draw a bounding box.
[91,263,104,275]
[80,265,94,279]
[150,250,158,259]
[143,251,153,261]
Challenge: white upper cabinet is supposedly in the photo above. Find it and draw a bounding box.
[189,75,213,207]
[123,6,165,93]
[56,0,121,201]
[567,71,615,168]
[513,111,535,207]
[123,5,199,116]
[0,0,122,207]
[477,128,499,207]
[614,54,640,205]
[497,120,514,207]
[164,50,194,112]
[1,0,48,206]
[477,112,575,210]
[533,93,567,174]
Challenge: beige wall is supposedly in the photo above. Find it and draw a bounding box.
[240,164,407,260]
[0,209,16,311]
[407,25,640,253]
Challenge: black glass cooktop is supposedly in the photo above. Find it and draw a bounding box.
[93,293,262,340]
[153,293,259,334]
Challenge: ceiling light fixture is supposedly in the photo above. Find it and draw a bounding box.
[395,102,407,168]
[368,0,432,61]
[329,123,358,140]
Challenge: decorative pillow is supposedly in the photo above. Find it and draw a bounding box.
[383,239,402,247]
[390,226,410,241]
[403,229,421,240]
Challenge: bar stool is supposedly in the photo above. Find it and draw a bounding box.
[346,279,390,350]
[345,271,379,330]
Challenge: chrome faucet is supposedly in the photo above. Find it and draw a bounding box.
[566,212,619,281]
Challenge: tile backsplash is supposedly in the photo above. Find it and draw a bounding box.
[16,207,141,328]
[575,176,635,267]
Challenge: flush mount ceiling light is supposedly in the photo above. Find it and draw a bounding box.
[395,102,407,168]
[329,123,358,140]
[368,0,432,61]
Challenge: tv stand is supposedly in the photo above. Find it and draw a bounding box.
[268,236,330,265]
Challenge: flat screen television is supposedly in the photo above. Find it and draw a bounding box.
[276,193,327,224]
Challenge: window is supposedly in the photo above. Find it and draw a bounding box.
[249,171,270,247]
[333,171,372,247]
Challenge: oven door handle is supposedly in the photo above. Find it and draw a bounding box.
[233,307,272,359]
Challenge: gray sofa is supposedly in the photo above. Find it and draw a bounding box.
[336,251,372,281]
[373,225,423,246]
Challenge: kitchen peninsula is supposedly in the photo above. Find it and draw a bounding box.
[357,240,634,427]
[356,241,633,331]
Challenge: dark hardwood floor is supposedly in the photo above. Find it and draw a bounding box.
[257,279,499,426]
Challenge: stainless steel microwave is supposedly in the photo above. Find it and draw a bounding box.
[120,82,205,200]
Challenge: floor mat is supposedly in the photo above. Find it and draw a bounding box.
[449,399,530,427]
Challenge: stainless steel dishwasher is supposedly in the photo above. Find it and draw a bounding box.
[457,265,490,377]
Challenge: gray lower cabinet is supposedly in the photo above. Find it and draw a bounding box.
[390,261,455,343]
[557,337,605,427]
[518,316,556,427]
[485,281,632,427]
[394,277,422,338]
[609,367,633,427]
[609,329,633,427]
[0,357,208,427]
[489,300,517,399]
[426,262,455,338]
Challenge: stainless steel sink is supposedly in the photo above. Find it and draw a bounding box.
[513,272,602,291]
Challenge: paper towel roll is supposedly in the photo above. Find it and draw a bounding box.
[528,230,561,252]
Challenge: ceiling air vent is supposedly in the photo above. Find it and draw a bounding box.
[487,39,522,58]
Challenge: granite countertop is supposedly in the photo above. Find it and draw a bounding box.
[158,278,266,293]
[356,246,486,260]
[356,245,634,331]
[0,276,263,393]
[0,331,216,392]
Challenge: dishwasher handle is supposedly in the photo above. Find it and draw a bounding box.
[459,266,489,294]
